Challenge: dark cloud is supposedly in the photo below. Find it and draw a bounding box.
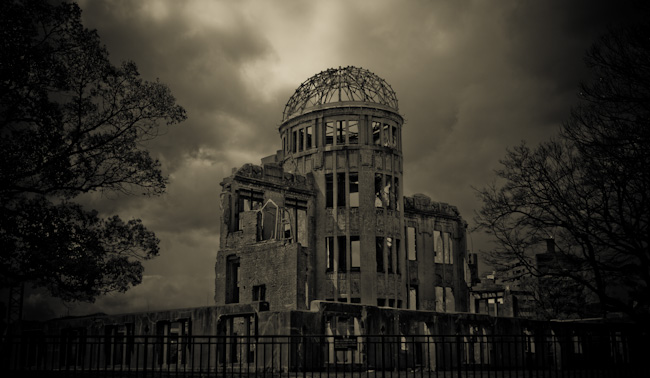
[24,0,645,318]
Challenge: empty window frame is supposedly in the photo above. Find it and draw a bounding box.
[387,237,394,273]
[351,236,360,271]
[348,120,359,144]
[285,197,308,246]
[226,255,240,304]
[338,235,347,272]
[326,237,334,272]
[252,285,266,301]
[336,120,346,145]
[156,319,191,366]
[336,172,346,207]
[235,190,263,231]
[384,175,393,209]
[444,232,454,265]
[349,173,359,208]
[395,239,401,274]
[292,130,297,153]
[325,121,334,145]
[372,121,382,146]
[392,125,398,148]
[394,177,400,211]
[375,174,383,208]
[306,126,313,149]
[409,286,418,310]
[298,128,304,152]
[407,226,417,260]
[383,123,391,147]
[325,173,334,208]
[376,237,384,272]
[434,230,443,263]
[104,324,134,366]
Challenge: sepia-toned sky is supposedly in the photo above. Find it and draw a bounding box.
[22,0,644,319]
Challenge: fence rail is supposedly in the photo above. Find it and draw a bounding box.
[2,333,647,377]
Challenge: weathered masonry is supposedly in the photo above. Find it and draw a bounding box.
[216,66,477,312]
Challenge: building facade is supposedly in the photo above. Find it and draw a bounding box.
[215,66,477,313]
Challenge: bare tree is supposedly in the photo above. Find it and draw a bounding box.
[0,1,186,303]
[475,21,650,323]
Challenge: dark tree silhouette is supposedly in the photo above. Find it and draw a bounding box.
[475,21,650,322]
[0,0,186,302]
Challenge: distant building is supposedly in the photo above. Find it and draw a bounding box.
[215,66,477,314]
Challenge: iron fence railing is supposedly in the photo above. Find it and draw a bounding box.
[2,333,647,377]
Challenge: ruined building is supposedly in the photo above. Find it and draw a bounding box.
[215,66,476,313]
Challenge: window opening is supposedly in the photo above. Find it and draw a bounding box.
[383,123,391,147]
[395,239,401,274]
[326,121,334,145]
[292,130,297,153]
[286,197,308,246]
[349,173,359,208]
[337,172,346,207]
[377,298,386,306]
[252,285,266,301]
[298,128,304,152]
[409,286,418,310]
[306,126,313,149]
[226,255,240,304]
[391,125,398,148]
[326,237,334,272]
[375,174,383,208]
[394,177,400,211]
[257,199,278,241]
[351,236,360,271]
[387,237,393,273]
[348,120,359,144]
[235,190,263,231]
[338,235,347,272]
[444,232,454,264]
[376,237,384,272]
[434,231,443,263]
[407,227,417,260]
[326,174,333,208]
[336,120,346,145]
[383,175,392,209]
[372,121,382,146]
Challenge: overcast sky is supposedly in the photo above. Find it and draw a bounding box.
[22,0,644,319]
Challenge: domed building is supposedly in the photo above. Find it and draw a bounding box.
[215,66,477,312]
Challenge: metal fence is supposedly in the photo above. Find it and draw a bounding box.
[2,332,647,377]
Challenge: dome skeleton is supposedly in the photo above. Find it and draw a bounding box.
[282,66,399,122]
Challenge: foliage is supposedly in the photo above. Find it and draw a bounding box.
[0,0,186,302]
[475,22,650,322]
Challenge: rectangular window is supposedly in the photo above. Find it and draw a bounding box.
[387,237,394,273]
[372,121,382,146]
[377,298,386,307]
[395,239,401,274]
[226,255,240,304]
[444,232,454,265]
[306,126,313,149]
[348,120,359,144]
[383,123,391,147]
[375,174,383,208]
[336,120,346,144]
[283,135,287,152]
[394,177,400,211]
[236,190,263,231]
[407,227,417,260]
[285,197,308,246]
[252,285,266,301]
[434,230,443,263]
[325,174,333,208]
[336,172,346,207]
[384,175,393,210]
[409,286,418,310]
[391,125,398,148]
[292,130,297,153]
[326,237,334,272]
[338,235,347,272]
[325,121,334,145]
[298,128,304,152]
[376,237,384,272]
[388,299,395,308]
[351,236,360,271]
[349,173,359,207]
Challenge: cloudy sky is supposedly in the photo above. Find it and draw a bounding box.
[23,0,643,319]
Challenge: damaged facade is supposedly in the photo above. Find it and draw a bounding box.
[215,66,477,313]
